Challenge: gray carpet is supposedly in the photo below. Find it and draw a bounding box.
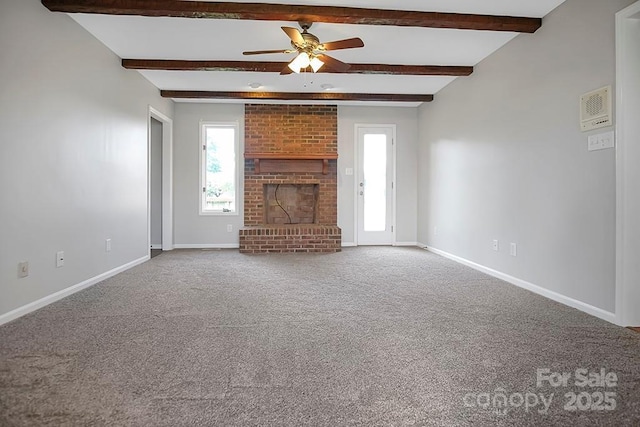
[1,247,639,426]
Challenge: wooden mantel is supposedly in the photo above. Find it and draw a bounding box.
[245,153,338,175]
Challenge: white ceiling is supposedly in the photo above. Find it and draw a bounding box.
[69,0,567,107]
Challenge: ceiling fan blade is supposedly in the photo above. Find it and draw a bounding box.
[320,37,364,51]
[317,54,351,72]
[280,63,294,75]
[243,49,295,55]
[282,26,304,45]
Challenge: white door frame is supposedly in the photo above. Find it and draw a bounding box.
[615,1,640,326]
[353,124,397,245]
[148,106,174,253]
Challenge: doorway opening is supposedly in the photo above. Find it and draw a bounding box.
[148,106,173,256]
[150,117,163,252]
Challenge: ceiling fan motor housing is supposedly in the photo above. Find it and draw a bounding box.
[293,26,321,52]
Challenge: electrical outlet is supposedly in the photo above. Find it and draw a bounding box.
[492,240,499,251]
[56,251,64,268]
[510,243,517,257]
[18,261,29,278]
[227,224,233,232]
[434,226,438,236]
[105,239,112,252]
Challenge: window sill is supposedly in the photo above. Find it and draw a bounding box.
[199,211,239,216]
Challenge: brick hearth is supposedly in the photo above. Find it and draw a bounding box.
[240,104,341,253]
[239,225,341,254]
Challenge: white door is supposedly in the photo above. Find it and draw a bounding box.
[356,125,395,245]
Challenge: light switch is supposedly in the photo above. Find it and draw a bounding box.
[600,131,615,149]
[345,168,353,176]
[588,130,615,151]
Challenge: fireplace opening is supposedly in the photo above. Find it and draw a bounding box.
[263,184,319,224]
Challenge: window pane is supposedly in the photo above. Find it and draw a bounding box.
[204,126,236,213]
[363,134,386,231]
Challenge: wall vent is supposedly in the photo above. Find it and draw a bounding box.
[580,86,612,131]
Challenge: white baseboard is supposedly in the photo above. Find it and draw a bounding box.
[342,242,419,247]
[173,243,239,249]
[150,244,162,250]
[394,242,419,247]
[0,255,149,326]
[424,245,617,325]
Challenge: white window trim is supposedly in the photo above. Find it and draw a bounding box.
[199,121,241,216]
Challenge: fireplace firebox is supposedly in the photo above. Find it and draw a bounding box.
[263,184,319,225]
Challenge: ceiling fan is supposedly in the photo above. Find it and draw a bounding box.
[242,22,364,75]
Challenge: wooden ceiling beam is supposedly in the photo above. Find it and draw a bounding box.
[122,59,473,76]
[42,0,541,33]
[160,91,434,103]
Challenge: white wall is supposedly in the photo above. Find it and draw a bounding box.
[172,104,418,247]
[338,106,419,245]
[0,0,173,320]
[418,0,635,314]
[173,103,245,247]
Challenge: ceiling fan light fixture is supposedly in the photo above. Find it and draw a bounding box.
[310,56,324,72]
[288,52,310,73]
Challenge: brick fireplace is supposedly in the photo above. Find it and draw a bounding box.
[239,104,341,253]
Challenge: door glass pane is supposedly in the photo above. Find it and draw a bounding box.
[363,134,386,231]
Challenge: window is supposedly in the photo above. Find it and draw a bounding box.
[200,122,239,214]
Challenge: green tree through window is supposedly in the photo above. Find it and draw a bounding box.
[201,123,238,214]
